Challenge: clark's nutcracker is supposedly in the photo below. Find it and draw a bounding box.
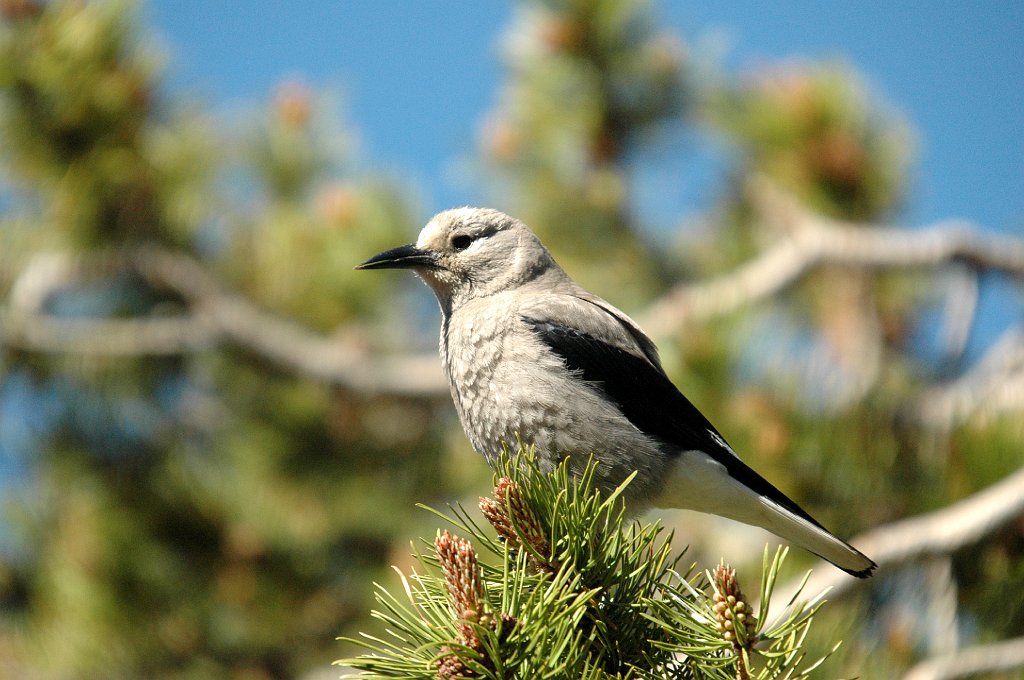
[358,207,876,577]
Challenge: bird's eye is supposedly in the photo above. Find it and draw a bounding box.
[451,234,474,251]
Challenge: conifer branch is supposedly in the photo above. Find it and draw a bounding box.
[0,247,447,396]
[912,327,1024,428]
[339,451,833,679]
[638,178,1024,337]
[901,635,1024,680]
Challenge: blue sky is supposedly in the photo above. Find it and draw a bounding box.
[144,1,1022,234]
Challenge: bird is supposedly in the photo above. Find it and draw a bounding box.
[357,207,876,578]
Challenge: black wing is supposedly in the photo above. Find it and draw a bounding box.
[522,316,825,529]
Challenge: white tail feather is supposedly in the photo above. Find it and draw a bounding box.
[656,451,876,577]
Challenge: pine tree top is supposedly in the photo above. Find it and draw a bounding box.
[339,449,833,679]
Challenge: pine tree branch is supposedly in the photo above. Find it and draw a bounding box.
[901,636,1024,680]
[912,327,1024,429]
[775,465,1024,603]
[3,181,1023,408]
[341,453,828,679]
[637,178,1024,337]
[0,310,216,355]
[0,248,447,398]
[135,247,446,397]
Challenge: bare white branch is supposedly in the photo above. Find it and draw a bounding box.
[913,327,1024,429]
[901,636,1024,680]
[935,265,979,362]
[135,247,448,398]
[0,247,447,398]
[637,179,1024,336]
[1,311,216,355]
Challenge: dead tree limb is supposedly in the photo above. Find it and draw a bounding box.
[901,636,1024,680]
[637,179,1024,336]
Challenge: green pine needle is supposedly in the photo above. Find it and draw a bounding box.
[338,448,838,679]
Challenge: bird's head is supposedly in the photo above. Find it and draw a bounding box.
[357,207,558,311]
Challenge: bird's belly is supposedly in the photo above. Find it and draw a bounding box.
[451,357,561,461]
[451,350,668,504]
[443,309,669,506]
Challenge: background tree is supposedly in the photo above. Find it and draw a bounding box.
[0,2,451,677]
[1,0,1021,678]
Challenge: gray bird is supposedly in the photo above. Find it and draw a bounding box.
[358,207,876,577]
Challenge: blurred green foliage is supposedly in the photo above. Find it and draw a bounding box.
[0,2,447,678]
[0,0,1020,679]
[478,0,689,306]
[709,62,910,220]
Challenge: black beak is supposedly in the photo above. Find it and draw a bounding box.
[355,244,438,271]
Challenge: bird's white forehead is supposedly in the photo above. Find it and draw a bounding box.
[416,207,506,249]
[415,217,447,249]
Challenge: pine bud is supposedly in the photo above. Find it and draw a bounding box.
[436,530,485,624]
[712,562,758,653]
[481,477,553,573]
